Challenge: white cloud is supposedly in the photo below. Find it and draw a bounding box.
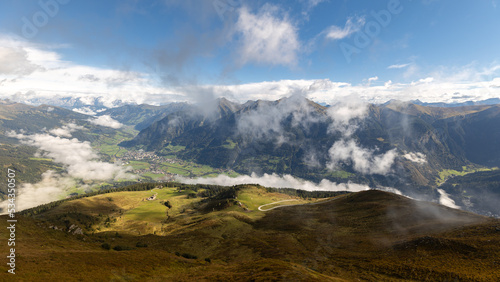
[7,131,133,181]
[48,123,85,138]
[325,16,365,40]
[73,107,97,115]
[233,5,300,66]
[305,0,326,9]
[403,152,427,164]
[179,173,404,196]
[0,46,41,75]
[0,171,80,212]
[327,96,369,136]
[1,130,135,213]
[88,115,123,129]
[437,189,460,209]
[403,63,419,79]
[325,98,397,175]
[0,35,499,108]
[0,35,167,107]
[388,63,410,69]
[328,139,398,175]
[301,0,327,18]
[179,172,371,192]
[365,76,379,86]
[236,95,323,143]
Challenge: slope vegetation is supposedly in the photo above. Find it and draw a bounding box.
[1,184,498,281]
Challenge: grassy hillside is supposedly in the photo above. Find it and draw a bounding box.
[1,184,498,281]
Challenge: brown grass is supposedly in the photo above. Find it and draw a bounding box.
[0,188,498,281]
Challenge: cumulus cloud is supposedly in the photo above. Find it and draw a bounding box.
[48,123,85,138]
[7,131,133,181]
[233,4,300,66]
[88,115,123,129]
[324,16,365,40]
[403,152,427,164]
[179,173,371,192]
[0,46,41,75]
[328,139,398,175]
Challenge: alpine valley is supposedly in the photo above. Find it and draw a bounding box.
[1,97,500,281]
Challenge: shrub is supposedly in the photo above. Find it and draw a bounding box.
[181,253,197,259]
[136,242,148,248]
[101,243,111,250]
[163,201,172,209]
[112,245,134,251]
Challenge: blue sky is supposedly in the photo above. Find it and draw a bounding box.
[0,0,499,105]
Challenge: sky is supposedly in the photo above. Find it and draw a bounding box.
[0,0,499,106]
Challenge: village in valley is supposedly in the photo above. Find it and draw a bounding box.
[116,150,237,181]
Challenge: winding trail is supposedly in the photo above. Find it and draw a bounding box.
[257,197,341,211]
[257,199,299,211]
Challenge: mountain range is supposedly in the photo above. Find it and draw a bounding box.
[1,97,499,217]
[115,97,500,215]
[1,97,499,280]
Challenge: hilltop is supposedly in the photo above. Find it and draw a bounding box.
[1,183,498,281]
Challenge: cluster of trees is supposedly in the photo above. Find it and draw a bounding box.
[199,185,240,199]
[264,187,350,199]
[175,252,198,260]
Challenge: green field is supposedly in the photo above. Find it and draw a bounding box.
[91,127,138,160]
[159,144,187,155]
[142,172,166,180]
[222,139,237,149]
[436,166,499,186]
[29,157,53,161]
[128,161,151,170]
